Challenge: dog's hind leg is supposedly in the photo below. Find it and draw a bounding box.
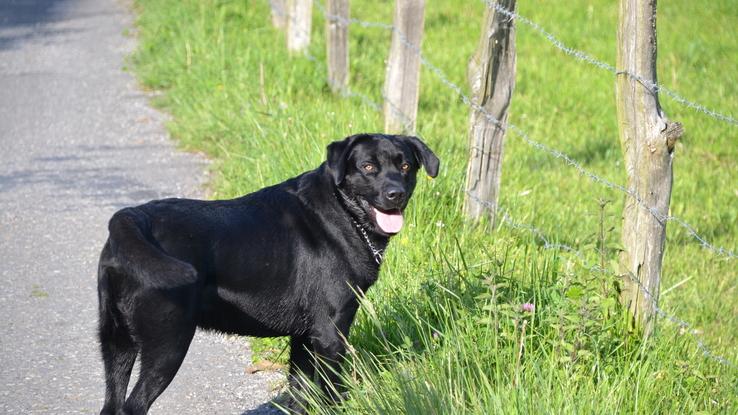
[121,291,197,414]
[99,324,137,415]
[99,265,138,415]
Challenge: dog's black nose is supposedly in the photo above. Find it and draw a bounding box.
[385,187,406,201]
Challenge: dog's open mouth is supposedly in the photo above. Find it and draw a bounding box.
[372,207,403,234]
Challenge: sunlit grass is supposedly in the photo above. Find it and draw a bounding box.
[130,0,738,412]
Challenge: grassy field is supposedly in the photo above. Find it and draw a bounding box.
[130,0,737,412]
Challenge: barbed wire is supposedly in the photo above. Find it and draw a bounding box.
[481,0,738,127]
[350,52,737,370]
[313,0,738,261]
[268,1,736,370]
[380,83,736,372]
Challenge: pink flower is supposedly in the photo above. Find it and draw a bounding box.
[521,303,535,313]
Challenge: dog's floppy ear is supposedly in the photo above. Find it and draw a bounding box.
[326,134,369,186]
[402,135,440,178]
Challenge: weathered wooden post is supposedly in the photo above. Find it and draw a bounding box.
[383,0,425,134]
[464,0,516,224]
[616,0,683,336]
[270,0,288,29]
[287,0,313,53]
[326,0,350,92]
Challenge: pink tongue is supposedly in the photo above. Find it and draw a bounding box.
[373,208,404,234]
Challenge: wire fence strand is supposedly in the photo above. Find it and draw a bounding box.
[481,0,738,127]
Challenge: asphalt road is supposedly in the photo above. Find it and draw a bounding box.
[0,0,282,413]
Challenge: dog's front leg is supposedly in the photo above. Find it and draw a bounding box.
[286,335,314,412]
[310,333,346,402]
[309,301,359,403]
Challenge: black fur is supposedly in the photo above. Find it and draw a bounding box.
[97,133,439,414]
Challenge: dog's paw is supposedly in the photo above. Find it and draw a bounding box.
[271,391,307,414]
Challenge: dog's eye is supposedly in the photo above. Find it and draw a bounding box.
[363,163,375,173]
[400,163,410,172]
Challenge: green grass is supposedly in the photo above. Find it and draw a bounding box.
[130,0,738,412]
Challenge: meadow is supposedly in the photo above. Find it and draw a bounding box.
[130,0,737,412]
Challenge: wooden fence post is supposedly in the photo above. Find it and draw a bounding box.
[616,0,683,336]
[463,0,517,224]
[326,0,350,92]
[270,0,288,30]
[287,0,313,53]
[383,0,425,134]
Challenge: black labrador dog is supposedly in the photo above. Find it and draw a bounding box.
[97,133,439,414]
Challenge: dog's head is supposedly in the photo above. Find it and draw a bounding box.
[326,133,440,236]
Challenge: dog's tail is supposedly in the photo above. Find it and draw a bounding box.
[103,208,199,290]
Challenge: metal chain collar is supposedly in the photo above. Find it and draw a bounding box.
[351,218,383,265]
[334,190,384,265]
